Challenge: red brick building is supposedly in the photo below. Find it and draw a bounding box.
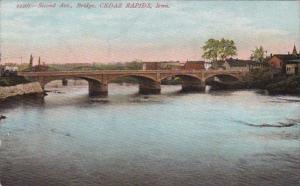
[183,61,205,70]
[268,55,284,70]
[142,62,160,70]
[267,44,300,75]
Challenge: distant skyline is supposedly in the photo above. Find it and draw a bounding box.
[1,1,300,64]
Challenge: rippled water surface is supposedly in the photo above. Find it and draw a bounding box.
[0,84,300,186]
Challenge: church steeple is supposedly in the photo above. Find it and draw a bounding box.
[292,43,297,55]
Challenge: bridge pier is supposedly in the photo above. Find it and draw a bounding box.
[62,78,68,86]
[139,81,161,94]
[181,80,205,92]
[88,80,108,97]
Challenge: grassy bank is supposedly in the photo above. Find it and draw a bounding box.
[266,75,300,95]
[0,76,30,87]
[245,70,300,95]
[211,70,300,95]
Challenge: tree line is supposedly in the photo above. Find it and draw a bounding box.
[201,38,267,62]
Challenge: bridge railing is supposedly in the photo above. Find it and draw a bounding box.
[17,69,245,77]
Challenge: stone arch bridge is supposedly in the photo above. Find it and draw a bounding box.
[18,70,247,96]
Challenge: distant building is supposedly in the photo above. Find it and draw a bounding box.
[183,61,205,70]
[210,58,268,72]
[143,62,159,70]
[211,61,226,70]
[248,61,269,71]
[267,44,300,75]
[4,66,18,72]
[0,64,18,76]
[286,59,300,75]
[31,64,49,72]
[223,58,252,71]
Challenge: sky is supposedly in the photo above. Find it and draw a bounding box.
[1,0,300,64]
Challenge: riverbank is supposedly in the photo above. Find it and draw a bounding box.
[0,82,44,101]
[210,70,300,95]
[266,75,300,95]
[0,76,30,86]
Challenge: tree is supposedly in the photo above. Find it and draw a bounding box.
[202,39,219,62]
[250,46,266,62]
[202,38,237,62]
[218,38,237,61]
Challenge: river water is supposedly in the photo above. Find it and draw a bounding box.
[0,84,299,186]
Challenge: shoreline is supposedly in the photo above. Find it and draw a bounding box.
[0,82,45,102]
[1,74,299,102]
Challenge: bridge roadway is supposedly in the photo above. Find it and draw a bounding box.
[18,70,247,96]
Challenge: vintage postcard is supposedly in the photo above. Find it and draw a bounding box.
[0,0,300,186]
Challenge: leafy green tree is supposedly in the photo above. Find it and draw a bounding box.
[250,46,266,62]
[218,38,237,61]
[202,38,237,62]
[202,39,219,62]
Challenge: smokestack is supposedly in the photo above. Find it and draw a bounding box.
[29,54,33,67]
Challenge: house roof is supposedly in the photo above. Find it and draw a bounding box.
[185,61,205,64]
[212,60,225,66]
[286,59,300,63]
[272,54,300,61]
[225,58,255,67]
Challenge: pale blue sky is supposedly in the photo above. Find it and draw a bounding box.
[1,1,300,63]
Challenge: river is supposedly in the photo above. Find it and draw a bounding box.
[0,83,299,186]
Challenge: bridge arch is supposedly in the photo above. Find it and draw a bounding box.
[34,76,106,96]
[107,74,161,94]
[107,74,157,83]
[37,76,102,87]
[204,73,241,83]
[160,74,202,82]
[160,74,205,92]
[204,73,241,90]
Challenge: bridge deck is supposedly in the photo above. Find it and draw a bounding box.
[18,70,245,77]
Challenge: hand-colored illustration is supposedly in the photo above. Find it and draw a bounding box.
[0,1,299,186]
